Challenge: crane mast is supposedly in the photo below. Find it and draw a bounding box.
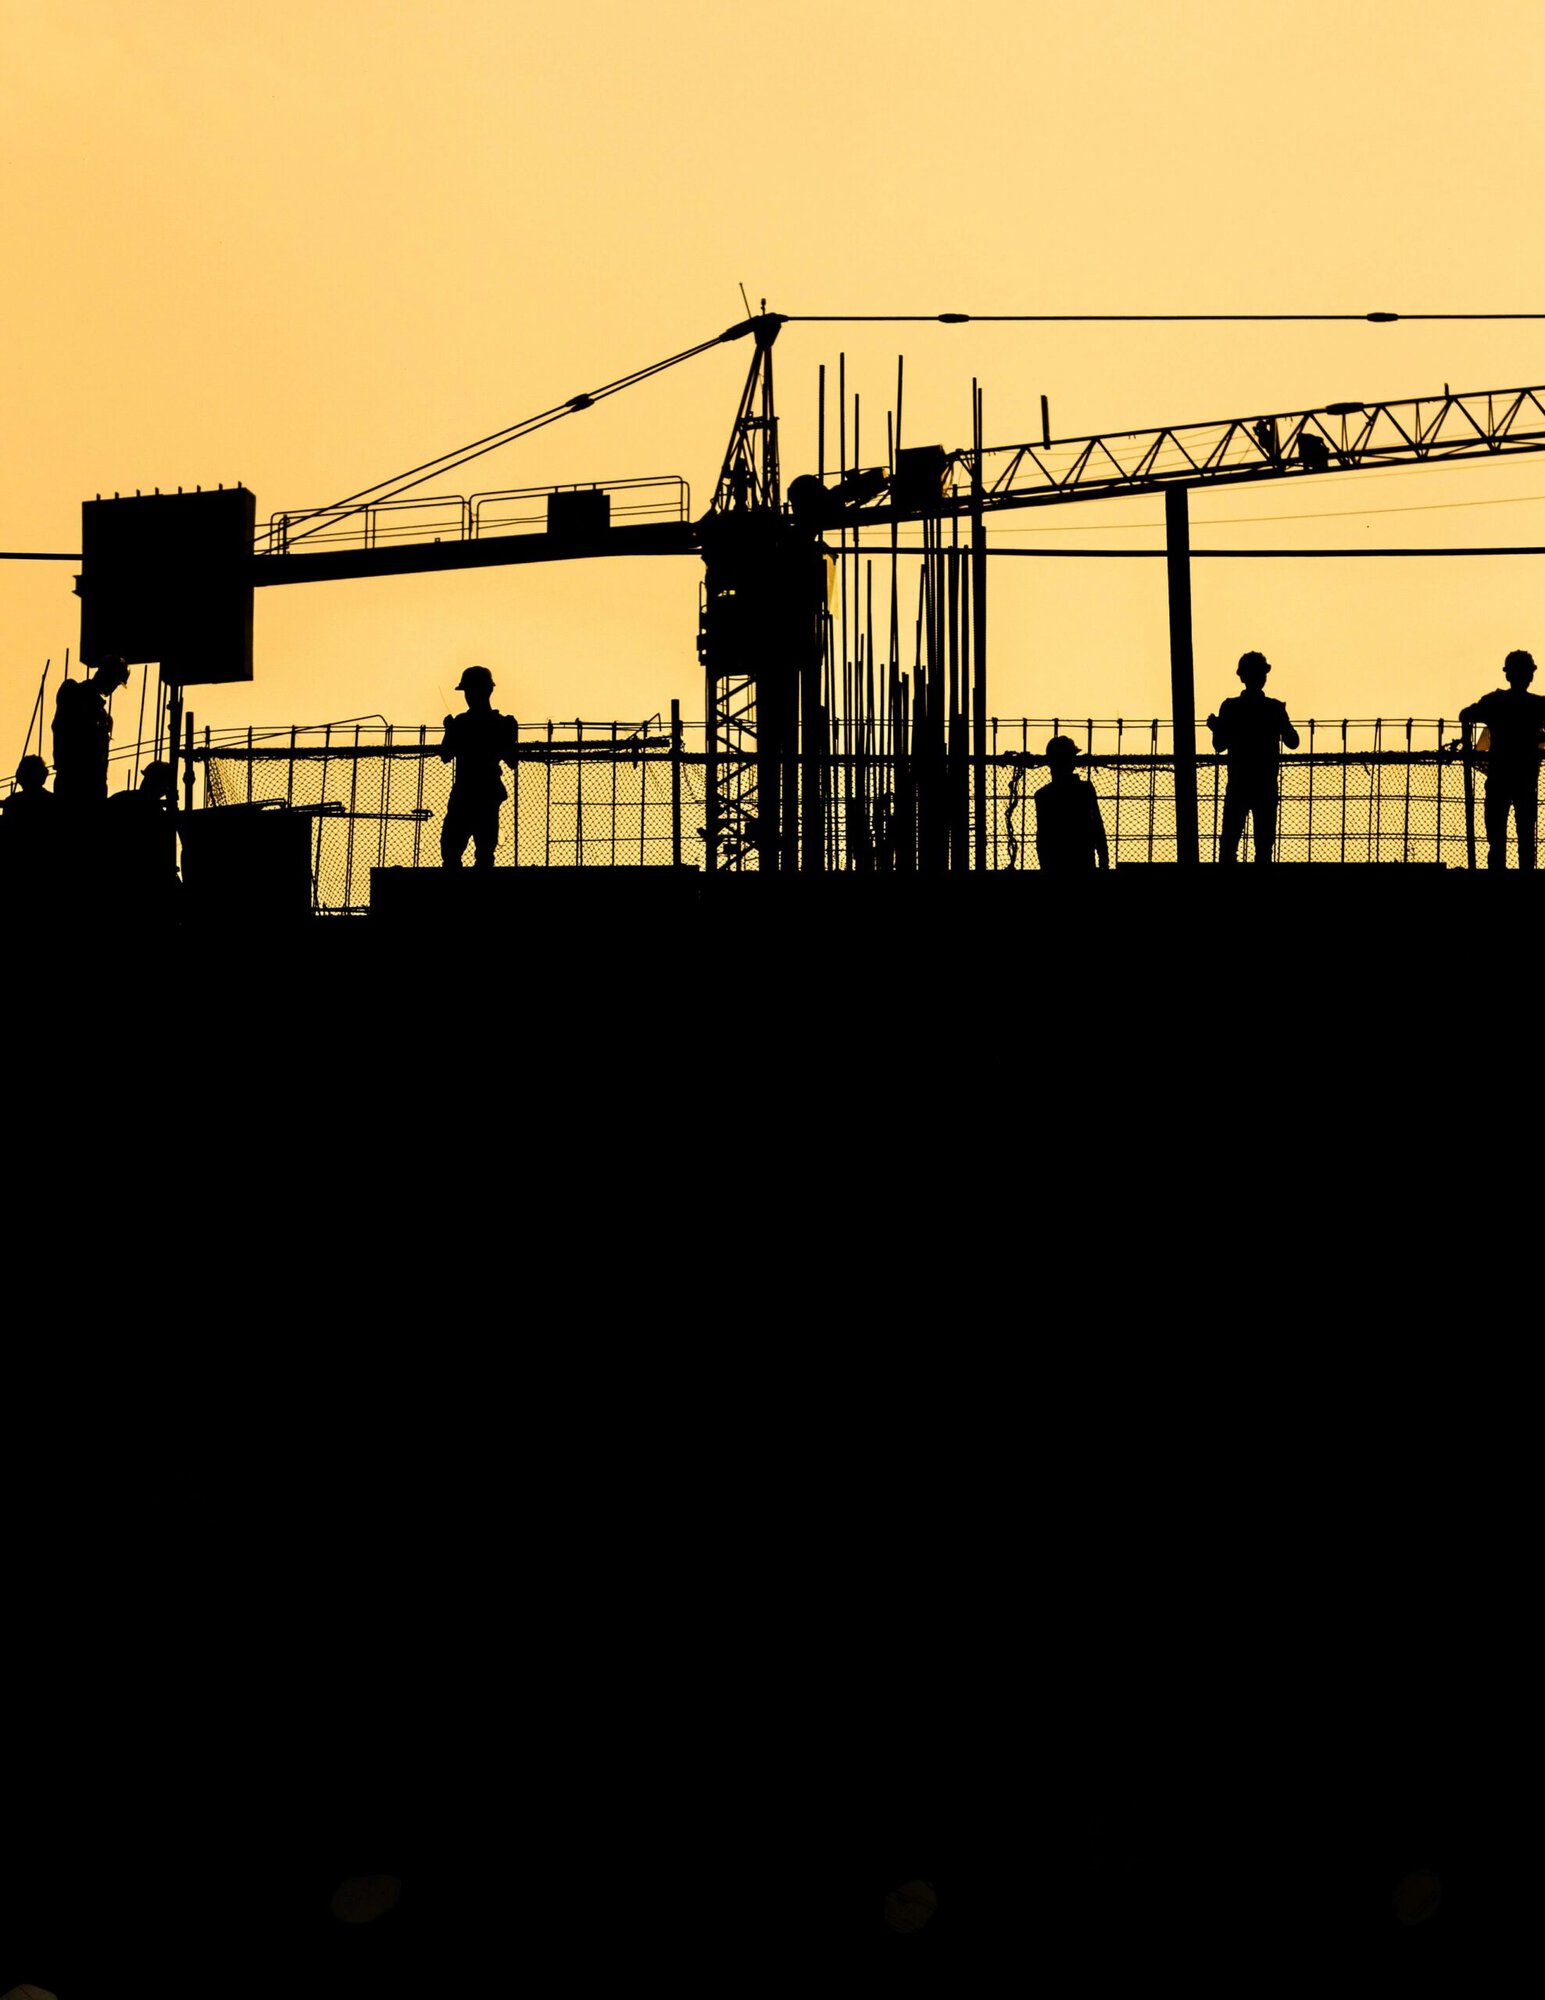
[697,314,828,873]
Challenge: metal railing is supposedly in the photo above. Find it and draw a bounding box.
[192,717,1521,913]
[261,477,691,556]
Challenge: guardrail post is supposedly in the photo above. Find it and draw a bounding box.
[671,699,682,867]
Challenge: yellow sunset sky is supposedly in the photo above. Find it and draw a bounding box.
[2,0,1541,766]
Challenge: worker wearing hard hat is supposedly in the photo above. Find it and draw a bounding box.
[1034,735,1109,873]
[1207,652,1300,865]
[439,665,518,869]
[1460,649,1545,869]
[52,655,131,807]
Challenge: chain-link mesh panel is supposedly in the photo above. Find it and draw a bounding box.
[202,723,711,910]
[199,719,1527,911]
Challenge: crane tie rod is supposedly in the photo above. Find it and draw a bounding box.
[269,318,772,551]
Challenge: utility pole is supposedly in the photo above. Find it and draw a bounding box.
[1166,486,1199,866]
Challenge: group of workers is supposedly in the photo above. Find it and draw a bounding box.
[6,649,1541,888]
[1033,648,1545,872]
[0,653,178,909]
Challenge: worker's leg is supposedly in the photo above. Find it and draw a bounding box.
[471,803,499,870]
[1219,783,1247,864]
[1513,783,1537,870]
[1252,785,1278,865]
[441,801,471,868]
[1483,782,1511,869]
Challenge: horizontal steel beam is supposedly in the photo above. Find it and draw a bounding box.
[250,517,699,586]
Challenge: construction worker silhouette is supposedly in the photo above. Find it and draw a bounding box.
[2,755,59,837]
[1460,649,1545,869]
[1034,736,1109,873]
[1207,652,1299,864]
[51,656,130,807]
[2,753,61,880]
[105,760,178,917]
[439,665,517,869]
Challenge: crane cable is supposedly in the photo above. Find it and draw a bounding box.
[269,320,765,550]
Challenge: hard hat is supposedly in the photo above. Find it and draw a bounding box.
[456,665,495,691]
[1044,734,1080,764]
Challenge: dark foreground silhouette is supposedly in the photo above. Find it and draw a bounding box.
[1033,734,1109,873]
[439,664,518,869]
[1460,648,1545,869]
[1207,650,1299,864]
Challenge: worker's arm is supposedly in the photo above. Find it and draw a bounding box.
[1280,708,1300,751]
[1091,791,1110,871]
[1206,709,1228,751]
[438,715,457,764]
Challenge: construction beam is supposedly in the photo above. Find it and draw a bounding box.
[823,382,1545,529]
[250,518,699,587]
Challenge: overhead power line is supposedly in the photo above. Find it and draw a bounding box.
[975,546,1545,558]
[787,312,1545,323]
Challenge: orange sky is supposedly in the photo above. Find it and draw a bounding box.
[3,0,1542,767]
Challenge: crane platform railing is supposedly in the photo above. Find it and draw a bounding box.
[260,476,691,557]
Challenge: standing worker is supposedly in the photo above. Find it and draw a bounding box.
[51,656,131,807]
[1207,651,1300,865]
[1033,735,1109,874]
[1460,649,1545,869]
[439,665,518,870]
[104,760,178,920]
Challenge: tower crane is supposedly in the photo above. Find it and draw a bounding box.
[72,311,1545,870]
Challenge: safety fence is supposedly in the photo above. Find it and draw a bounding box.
[194,718,1518,913]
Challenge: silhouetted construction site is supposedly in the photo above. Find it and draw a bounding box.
[8,309,1545,926]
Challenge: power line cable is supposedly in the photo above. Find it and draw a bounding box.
[965,490,1545,534]
[786,311,1545,323]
